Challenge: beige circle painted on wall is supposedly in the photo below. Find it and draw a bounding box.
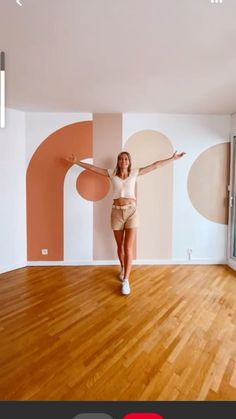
[187,142,230,225]
[76,170,110,201]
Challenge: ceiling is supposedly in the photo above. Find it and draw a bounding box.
[1,0,236,114]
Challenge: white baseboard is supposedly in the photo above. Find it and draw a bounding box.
[27,260,118,266]
[136,259,227,265]
[0,262,27,275]
[27,258,227,267]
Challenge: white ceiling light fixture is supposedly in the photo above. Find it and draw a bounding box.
[16,0,23,6]
[211,0,223,3]
[0,51,5,129]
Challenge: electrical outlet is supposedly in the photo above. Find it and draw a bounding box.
[187,248,193,260]
[41,249,48,255]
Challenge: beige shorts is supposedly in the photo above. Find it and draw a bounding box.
[111,203,139,230]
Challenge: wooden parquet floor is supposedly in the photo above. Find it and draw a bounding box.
[1,264,236,400]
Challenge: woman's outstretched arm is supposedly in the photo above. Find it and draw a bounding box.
[66,154,109,177]
[138,151,186,176]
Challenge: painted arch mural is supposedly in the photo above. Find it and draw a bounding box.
[26,115,229,261]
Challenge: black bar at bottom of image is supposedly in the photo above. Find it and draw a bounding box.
[0,401,236,419]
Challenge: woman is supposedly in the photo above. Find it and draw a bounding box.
[67,150,186,295]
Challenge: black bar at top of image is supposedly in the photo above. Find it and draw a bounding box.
[0,401,236,419]
[0,51,5,71]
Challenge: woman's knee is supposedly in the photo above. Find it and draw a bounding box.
[117,244,124,254]
[124,245,133,256]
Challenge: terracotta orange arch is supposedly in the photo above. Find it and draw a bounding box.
[26,121,92,261]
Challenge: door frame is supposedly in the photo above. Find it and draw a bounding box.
[227,135,236,270]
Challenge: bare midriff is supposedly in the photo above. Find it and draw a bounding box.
[113,197,136,206]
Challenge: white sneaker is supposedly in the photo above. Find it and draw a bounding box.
[119,268,124,281]
[121,278,130,295]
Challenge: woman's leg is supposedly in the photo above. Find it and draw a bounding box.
[123,228,137,280]
[113,229,125,271]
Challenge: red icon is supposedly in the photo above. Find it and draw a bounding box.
[123,414,164,419]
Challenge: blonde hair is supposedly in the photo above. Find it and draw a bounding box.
[115,151,132,177]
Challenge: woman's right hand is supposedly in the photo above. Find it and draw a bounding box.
[66,153,77,163]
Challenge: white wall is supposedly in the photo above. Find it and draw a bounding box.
[0,108,26,273]
[64,160,93,263]
[123,113,230,263]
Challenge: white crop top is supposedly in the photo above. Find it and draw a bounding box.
[107,168,139,199]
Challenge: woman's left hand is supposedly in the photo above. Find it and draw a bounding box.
[172,151,186,160]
